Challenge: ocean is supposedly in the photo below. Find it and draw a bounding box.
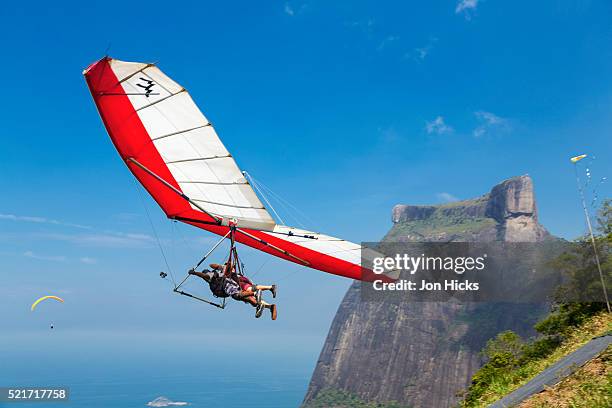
[0,331,316,408]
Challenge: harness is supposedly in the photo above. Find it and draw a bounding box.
[167,224,246,309]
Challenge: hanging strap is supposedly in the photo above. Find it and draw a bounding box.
[168,224,250,310]
[168,226,241,310]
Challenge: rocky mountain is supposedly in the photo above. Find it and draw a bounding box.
[303,175,551,408]
[388,175,548,243]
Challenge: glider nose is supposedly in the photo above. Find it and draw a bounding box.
[82,56,111,76]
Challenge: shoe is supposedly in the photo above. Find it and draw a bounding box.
[270,304,277,321]
[255,303,264,318]
[270,284,277,299]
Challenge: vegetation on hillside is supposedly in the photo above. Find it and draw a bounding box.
[302,389,408,408]
[460,199,612,407]
[385,217,496,241]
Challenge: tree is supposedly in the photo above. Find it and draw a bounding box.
[537,199,611,335]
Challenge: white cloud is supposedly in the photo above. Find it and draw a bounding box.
[412,37,438,61]
[24,251,67,262]
[33,231,156,248]
[0,213,90,229]
[111,212,141,222]
[456,0,480,20]
[284,2,307,17]
[284,3,294,16]
[377,35,400,51]
[437,192,459,202]
[472,110,508,137]
[346,19,375,37]
[22,251,97,264]
[378,126,401,143]
[415,47,430,60]
[147,397,188,407]
[425,116,454,135]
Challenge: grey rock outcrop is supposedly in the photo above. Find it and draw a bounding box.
[390,175,548,243]
[484,176,548,242]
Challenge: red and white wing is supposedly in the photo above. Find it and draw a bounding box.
[84,57,371,281]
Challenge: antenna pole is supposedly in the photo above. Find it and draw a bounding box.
[574,163,611,313]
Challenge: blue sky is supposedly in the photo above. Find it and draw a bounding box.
[1,0,611,366]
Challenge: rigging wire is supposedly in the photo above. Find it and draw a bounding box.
[132,178,177,287]
[247,174,316,230]
[241,173,327,272]
[274,263,307,283]
[244,171,285,225]
[245,173,358,259]
[248,254,272,280]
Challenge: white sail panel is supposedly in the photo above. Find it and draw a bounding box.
[152,127,228,158]
[268,226,392,274]
[110,59,276,231]
[109,59,150,83]
[270,226,364,266]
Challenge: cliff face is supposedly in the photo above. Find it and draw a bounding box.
[303,176,551,408]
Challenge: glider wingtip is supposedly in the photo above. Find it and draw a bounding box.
[82,55,112,76]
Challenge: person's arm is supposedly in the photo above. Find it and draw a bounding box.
[222,262,234,277]
[188,269,213,281]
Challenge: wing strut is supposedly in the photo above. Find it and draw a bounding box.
[234,228,310,266]
[173,289,226,309]
[126,157,222,224]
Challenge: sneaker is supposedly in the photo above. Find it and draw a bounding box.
[270,284,277,299]
[270,304,277,321]
[255,303,264,318]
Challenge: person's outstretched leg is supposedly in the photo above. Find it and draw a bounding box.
[255,300,272,318]
[254,284,277,298]
[232,292,258,306]
[244,296,258,307]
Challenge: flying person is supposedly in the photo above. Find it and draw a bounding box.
[188,262,278,320]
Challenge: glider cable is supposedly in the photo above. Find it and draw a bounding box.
[126,157,222,225]
[125,158,309,267]
[133,177,177,287]
[243,171,285,225]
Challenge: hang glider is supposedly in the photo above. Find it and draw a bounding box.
[83,57,380,281]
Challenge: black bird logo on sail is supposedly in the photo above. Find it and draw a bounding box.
[136,77,158,97]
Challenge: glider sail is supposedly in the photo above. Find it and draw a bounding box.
[31,296,64,311]
[98,59,274,231]
[84,57,368,280]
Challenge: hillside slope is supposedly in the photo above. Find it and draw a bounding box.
[518,343,611,408]
[491,332,611,407]
[463,312,611,408]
